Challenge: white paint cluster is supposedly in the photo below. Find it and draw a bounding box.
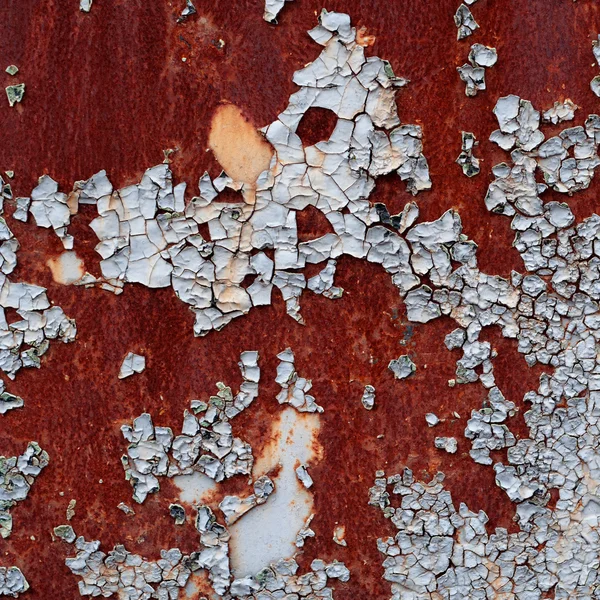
[24,10,431,340]
[121,351,259,503]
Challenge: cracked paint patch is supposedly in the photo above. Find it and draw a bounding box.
[15,6,600,600]
[118,352,146,380]
[458,44,497,97]
[23,9,432,338]
[121,352,258,503]
[367,86,600,597]
[0,443,49,540]
[0,567,29,597]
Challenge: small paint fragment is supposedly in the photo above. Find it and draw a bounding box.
[454,4,479,40]
[295,464,313,489]
[542,99,577,124]
[458,45,497,97]
[434,436,458,454]
[333,524,347,547]
[0,381,23,415]
[12,198,29,223]
[169,503,186,525]
[117,502,135,516]
[468,43,498,68]
[118,352,146,379]
[0,567,29,596]
[219,476,274,526]
[425,413,440,427]
[79,0,92,12]
[388,355,416,379]
[66,499,76,521]
[0,513,11,539]
[264,0,293,23]
[276,348,323,413]
[177,0,196,22]
[5,66,18,76]
[6,84,24,107]
[54,525,76,543]
[295,514,315,547]
[361,384,376,410]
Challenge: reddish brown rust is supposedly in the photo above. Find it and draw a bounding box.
[2,0,600,598]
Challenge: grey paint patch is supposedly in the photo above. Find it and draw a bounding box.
[388,354,416,379]
[118,352,146,379]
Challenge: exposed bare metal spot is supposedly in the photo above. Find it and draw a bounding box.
[46,251,85,285]
[231,407,321,577]
[181,571,213,600]
[208,103,274,203]
[356,26,376,47]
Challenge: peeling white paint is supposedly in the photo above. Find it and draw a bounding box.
[229,407,321,578]
[46,251,85,285]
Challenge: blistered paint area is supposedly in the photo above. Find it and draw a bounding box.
[5,1,600,599]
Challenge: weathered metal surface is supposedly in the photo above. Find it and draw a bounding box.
[2,0,600,598]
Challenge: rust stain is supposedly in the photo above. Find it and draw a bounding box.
[356,26,376,47]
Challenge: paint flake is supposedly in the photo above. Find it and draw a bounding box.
[118,352,146,379]
[275,348,323,413]
[454,4,479,40]
[0,567,28,597]
[360,384,376,410]
[425,412,439,427]
[388,354,416,379]
[456,131,480,177]
[54,525,76,543]
[542,99,578,124]
[458,44,497,97]
[178,0,196,22]
[295,465,313,489]
[263,0,293,23]
[5,84,24,108]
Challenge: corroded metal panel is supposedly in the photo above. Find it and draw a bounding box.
[2,0,600,598]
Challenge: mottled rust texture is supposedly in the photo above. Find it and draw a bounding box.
[2,0,600,597]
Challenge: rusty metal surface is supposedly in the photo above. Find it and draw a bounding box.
[2,0,600,597]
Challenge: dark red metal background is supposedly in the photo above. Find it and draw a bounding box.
[2,0,600,597]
